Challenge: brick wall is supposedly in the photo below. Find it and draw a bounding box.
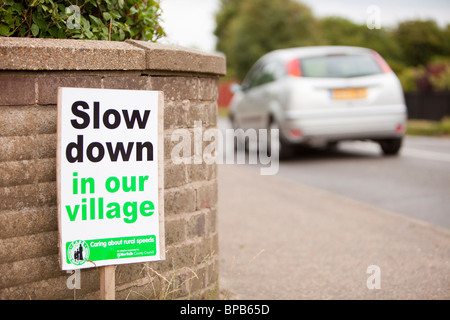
[0,37,225,300]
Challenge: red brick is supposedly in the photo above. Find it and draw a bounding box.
[0,76,35,106]
[37,75,102,105]
[102,74,151,90]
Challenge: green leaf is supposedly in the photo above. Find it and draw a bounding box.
[0,25,11,36]
[126,17,134,25]
[109,10,121,19]
[130,6,138,15]
[119,29,125,41]
[89,15,104,27]
[48,26,58,37]
[85,30,94,39]
[12,2,24,13]
[82,17,91,32]
[32,10,48,32]
[31,24,40,37]
[106,0,115,11]
[3,12,14,25]
[103,12,111,21]
[130,27,139,38]
[57,27,66,39]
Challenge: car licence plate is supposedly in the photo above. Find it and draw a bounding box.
[332,87,367,100]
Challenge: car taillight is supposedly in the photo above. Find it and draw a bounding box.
[396,123,404,134]
[287,59,302,77]
[371,51,391,73]
[289,129,302,137]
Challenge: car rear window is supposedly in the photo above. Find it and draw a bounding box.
[300,54,383,78]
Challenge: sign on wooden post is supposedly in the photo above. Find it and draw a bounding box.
[57,88,165,299]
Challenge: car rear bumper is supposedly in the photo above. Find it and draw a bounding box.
[281,104,407,144]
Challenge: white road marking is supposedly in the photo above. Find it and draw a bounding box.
[401,148,450,163]
[339,141,450,163]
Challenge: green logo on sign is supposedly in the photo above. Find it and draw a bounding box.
[67,240,90,266]
[66,235,157,265]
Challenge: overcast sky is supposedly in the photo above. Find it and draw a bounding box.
[158,0,450,53]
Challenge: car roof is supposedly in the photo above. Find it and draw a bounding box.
[260,46,375,63]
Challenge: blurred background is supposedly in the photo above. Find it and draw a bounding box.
[160,0,450,124]
[158,0,450,227]
[157,0,450,299]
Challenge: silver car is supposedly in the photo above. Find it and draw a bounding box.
[229,46,407,158]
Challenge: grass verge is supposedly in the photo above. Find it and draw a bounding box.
[218,107,229,118]
[407,117,450,137]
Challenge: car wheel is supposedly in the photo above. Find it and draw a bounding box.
[267,121,294,160]
[229,114,245,152]
[379,138,402,156]
[229,113,237,130]
[326,141,339,151]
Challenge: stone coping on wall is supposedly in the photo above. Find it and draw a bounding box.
[0,37,226,76]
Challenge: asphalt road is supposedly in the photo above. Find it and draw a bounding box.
[217,117,450,300]
[218,163,450,299]
[218,117,450,229]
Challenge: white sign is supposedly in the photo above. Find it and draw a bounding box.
[57,87,164,270]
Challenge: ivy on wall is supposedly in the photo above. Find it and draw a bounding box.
[0,0,165,41]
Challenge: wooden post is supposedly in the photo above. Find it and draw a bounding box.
[100,265,116,300]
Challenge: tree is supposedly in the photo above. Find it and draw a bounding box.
[0,0,165,41]
[319,16,364,46]
[318,16,404,73]
[215,0,241,55]
[394,19,447,66]
[215,1,450,82]
[214,0,320,80]
[440,24,450,59]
